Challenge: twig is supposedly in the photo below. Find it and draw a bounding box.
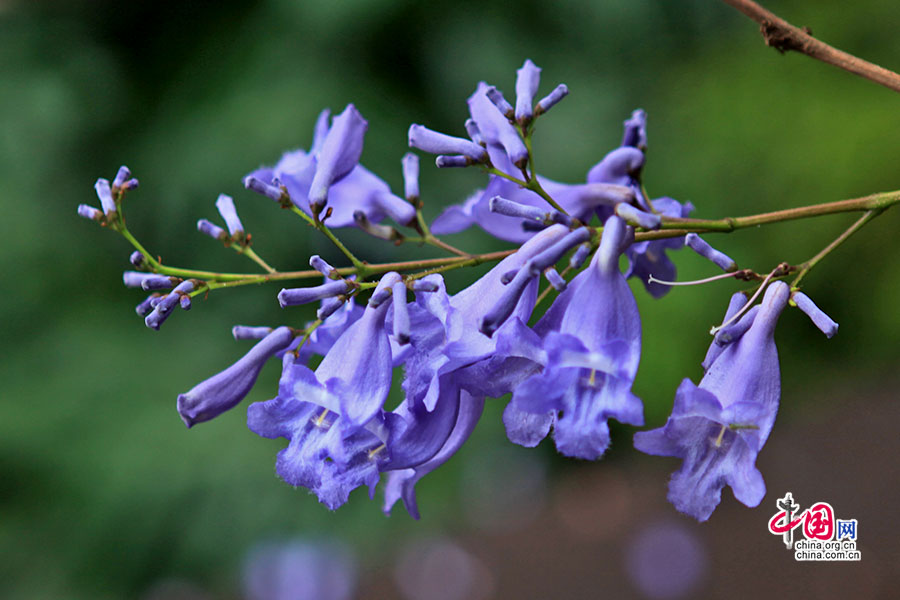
[721,0,900,94]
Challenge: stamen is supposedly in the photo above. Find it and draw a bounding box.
[588,369,597,387]
[368,443,386,459]
[315,409,331,428]
[713,424,727,448]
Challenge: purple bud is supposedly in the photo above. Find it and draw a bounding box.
[278,280,350,308]
[129,251,145,267]
[243,175,285,202]
[527,227,592,274]
[597,215,629,274]
[569,243,592,269]
[702,292,747,371]
[391,281,411,345]
[622,109,648,151]
[515,59,542,123]
[215,194,244,236]
[317,297,345,320]
[435,155,473,168]
[77,204,103,221]
[123,271,153,288]
[522,220,550,232]
[408,124,487,161]
[180,295,192,310]
[141,275,178,291]
[486,86,515,120]
[177,326,295,427]
[94,178,117,215]
[792,292,838,338]
[309,104,368,210]
[135,295,156,317]
[480,267,534,337]
[488,196,571,226]
[309,255,337,278]
[545,267,567,291]
[112,166,131,189]
[411,280,439,293]
[714,305,760,346]
[615,203,661,229]
[119,178,139,191]
[372,191,417,225]
[368,284,393,308]
[232,325,274,340]
[150,296,164,308]
[535,84,569,115]
[464,118,483,145]
[197,218,227,241]
[402,153,419,201]
[145,280,195,330]
[685,233,737,272]
[579,183,636,206]
[353,210,400,240]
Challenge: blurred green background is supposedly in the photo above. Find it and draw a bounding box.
[2,0,899,598]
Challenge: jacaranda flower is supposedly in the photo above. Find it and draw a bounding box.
[633,281,791,521]
[503,215,644,460]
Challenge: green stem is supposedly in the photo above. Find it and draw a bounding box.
[290,206,368,272]
[114,190,900,292]
[792,209,883,287]
[660,191,900,232]
[118,227,162,270]
[239,246,276,274]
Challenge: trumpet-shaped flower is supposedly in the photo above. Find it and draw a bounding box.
[503,215,644,460]
[633,281,791,521]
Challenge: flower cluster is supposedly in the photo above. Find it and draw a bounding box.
[80,60,841,521]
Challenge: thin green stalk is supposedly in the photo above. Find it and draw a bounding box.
[290,206,368,272]
[661,191,900,232]
[792,209,883,287]
[239,246,276,273]
[485,167,569,215]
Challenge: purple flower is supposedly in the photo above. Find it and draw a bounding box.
[633,281,791,521]
[248,273,467,509]
[307,104,368,211]
[177,326,296,428]
[245,108,414,228]
[246,274,398,506]
[503,215,644,460]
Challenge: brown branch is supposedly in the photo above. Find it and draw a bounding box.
[721,0,900,94]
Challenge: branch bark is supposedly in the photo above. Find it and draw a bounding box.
[721,0,900,94]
